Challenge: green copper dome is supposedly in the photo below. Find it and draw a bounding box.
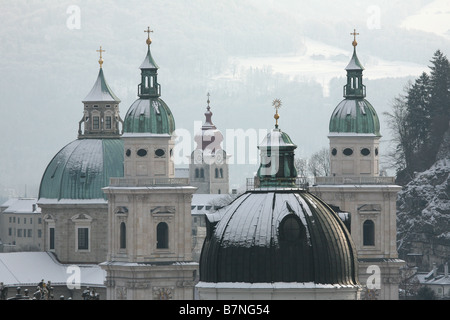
[123,97,175,134]
[329,42,381,136]
[329,99,381,136]
[38,139,124,201]
[123,38,175,134]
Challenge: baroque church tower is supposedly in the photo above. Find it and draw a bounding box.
[38,48,124,264]
[101,28,198,300]
[310,31,404,300]
[189,94,229,194]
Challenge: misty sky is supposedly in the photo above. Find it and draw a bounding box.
[1,0,449,198]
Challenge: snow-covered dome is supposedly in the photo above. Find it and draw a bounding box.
[199,105,359,288]
[199,189,359,285]
[38,139,123,201]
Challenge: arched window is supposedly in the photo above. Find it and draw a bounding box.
[200,168,205,178]
[220,168,223,178]
[195,168,199,178]
[120,222,126,249]
[157,222,169,249]
[279,215,305,242]
[215,168,219,178]
[363,220,375,246]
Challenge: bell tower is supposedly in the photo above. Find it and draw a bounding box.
[310,31,404,300]
[101,28,198,300]
[189,93,229,194]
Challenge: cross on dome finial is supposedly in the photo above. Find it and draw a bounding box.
[350,29,359,47]
[97,46,105,68]
[272,98,282,129]
[145,26,153,46]
[207,92,211,110]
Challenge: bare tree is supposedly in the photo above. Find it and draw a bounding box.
[294,157,308,178]
[308,147,330,177]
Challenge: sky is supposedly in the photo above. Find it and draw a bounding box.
[1,0,450,199]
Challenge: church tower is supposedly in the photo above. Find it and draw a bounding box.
[101,28,198,300]
[38,47,124,264]
[189,94,229,194]
[310,31,404,300]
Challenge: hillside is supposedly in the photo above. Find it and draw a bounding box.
[397,126,450,270]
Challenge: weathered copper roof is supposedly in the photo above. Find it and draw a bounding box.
[199,189,359,285]
[82,68,121,103]
[329,99,381,136]
[38,139,123,201]
[123,98,175,134]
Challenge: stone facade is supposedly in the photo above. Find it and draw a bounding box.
[38,202,108,264]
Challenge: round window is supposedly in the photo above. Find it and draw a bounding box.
[361,148,370,156]
[155,149,165,157]
[375,148,379,156]
[125,149,131,157]
[331,148,337,156]
[137,149,148,157]
[343,148,353,156]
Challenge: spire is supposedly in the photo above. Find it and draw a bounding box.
[273,98,281,129]
[203,93,216,129]
[83,47,120,103]
[344,29,366,99]
[138,26,161,98]
[97,46,105,68]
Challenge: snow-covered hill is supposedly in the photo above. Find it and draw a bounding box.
[397,126,450,271]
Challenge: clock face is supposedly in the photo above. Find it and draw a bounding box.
[193,149,203,165]
[215,149,224,164]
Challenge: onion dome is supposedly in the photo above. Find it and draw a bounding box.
[199,101,359,286]
[329,34,381,136]
[123,28,175,135]
[194,93,224,154]
[38,139,123,201]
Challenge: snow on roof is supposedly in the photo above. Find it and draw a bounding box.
[1,198,40,214]
[0,252,105,287]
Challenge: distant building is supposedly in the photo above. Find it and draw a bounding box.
[0,198,43,251]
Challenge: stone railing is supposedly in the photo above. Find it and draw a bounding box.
[314,176,396,185]
[109,177,189,187]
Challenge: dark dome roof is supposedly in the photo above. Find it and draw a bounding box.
[38,139,123,201]
[199,189,359,285]
[123,98,175,134]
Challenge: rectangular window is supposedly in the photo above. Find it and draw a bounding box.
[49,227,55,250]
[38,218,42,224]
[8,228,12,236]
[105,116,112,129]
[93,116,100,130]
[28,229,32,237]
[24,218,27,224]
[30,218,32,224]
[77,227,89,250]
[18,229,22,237]
[38,229,42,238]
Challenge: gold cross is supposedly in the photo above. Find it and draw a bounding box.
[350,29,359,47]
[145,26,153,45]
[96,46,105,68]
